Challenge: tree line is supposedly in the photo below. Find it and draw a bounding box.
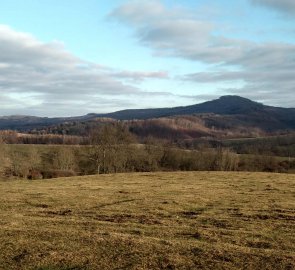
[0,124,294,180]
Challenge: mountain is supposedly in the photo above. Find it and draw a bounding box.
[97,96,266,119]
[0,96,294,132]
[0,114,96,131]
[89,95,295,131]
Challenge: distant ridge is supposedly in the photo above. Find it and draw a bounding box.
[0,96,294,131]
[97,96,266,120]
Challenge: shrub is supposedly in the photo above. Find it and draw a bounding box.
[41,170,77,179]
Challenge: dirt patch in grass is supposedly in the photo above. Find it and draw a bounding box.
[93,213,163,225]
[45,209,72,216]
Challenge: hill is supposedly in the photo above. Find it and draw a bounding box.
[0,96,294,133]
[101,95,267,119]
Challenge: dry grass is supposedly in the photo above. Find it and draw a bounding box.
[0,171,294,269]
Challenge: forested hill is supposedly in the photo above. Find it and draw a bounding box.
[0,95,294,132]
[98,96,295,126]
[99,95,267,119]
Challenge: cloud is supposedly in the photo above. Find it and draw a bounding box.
[112,70,169,82]
[251,0,295,15]
[110,0,167,24]
[110,1,250,64]
[111,1,295,107]
[0,24,174,116]
[183,41,295,107]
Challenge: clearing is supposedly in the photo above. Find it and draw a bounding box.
[0,171,294,269]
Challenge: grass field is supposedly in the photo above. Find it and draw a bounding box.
[0,172,294,270]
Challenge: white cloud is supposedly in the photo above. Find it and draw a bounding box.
[111,0,295,107]
[0,24,174,116]
[112,70,169,82]
[251,0,295,15]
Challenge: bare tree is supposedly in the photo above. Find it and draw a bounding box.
[0,138,11,177]
[89,123,135,174]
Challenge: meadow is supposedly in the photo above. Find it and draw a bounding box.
[0,171,294,269]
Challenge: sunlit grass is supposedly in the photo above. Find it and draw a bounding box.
[0,171,294,269]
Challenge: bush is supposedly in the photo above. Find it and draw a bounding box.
[41,170,77,179]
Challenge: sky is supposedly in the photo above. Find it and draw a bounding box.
[0,0,294,116]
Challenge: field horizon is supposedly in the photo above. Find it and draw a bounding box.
[0,171,294,269]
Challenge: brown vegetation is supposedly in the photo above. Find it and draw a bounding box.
[0,123,294,180]
[0,171,294,269]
